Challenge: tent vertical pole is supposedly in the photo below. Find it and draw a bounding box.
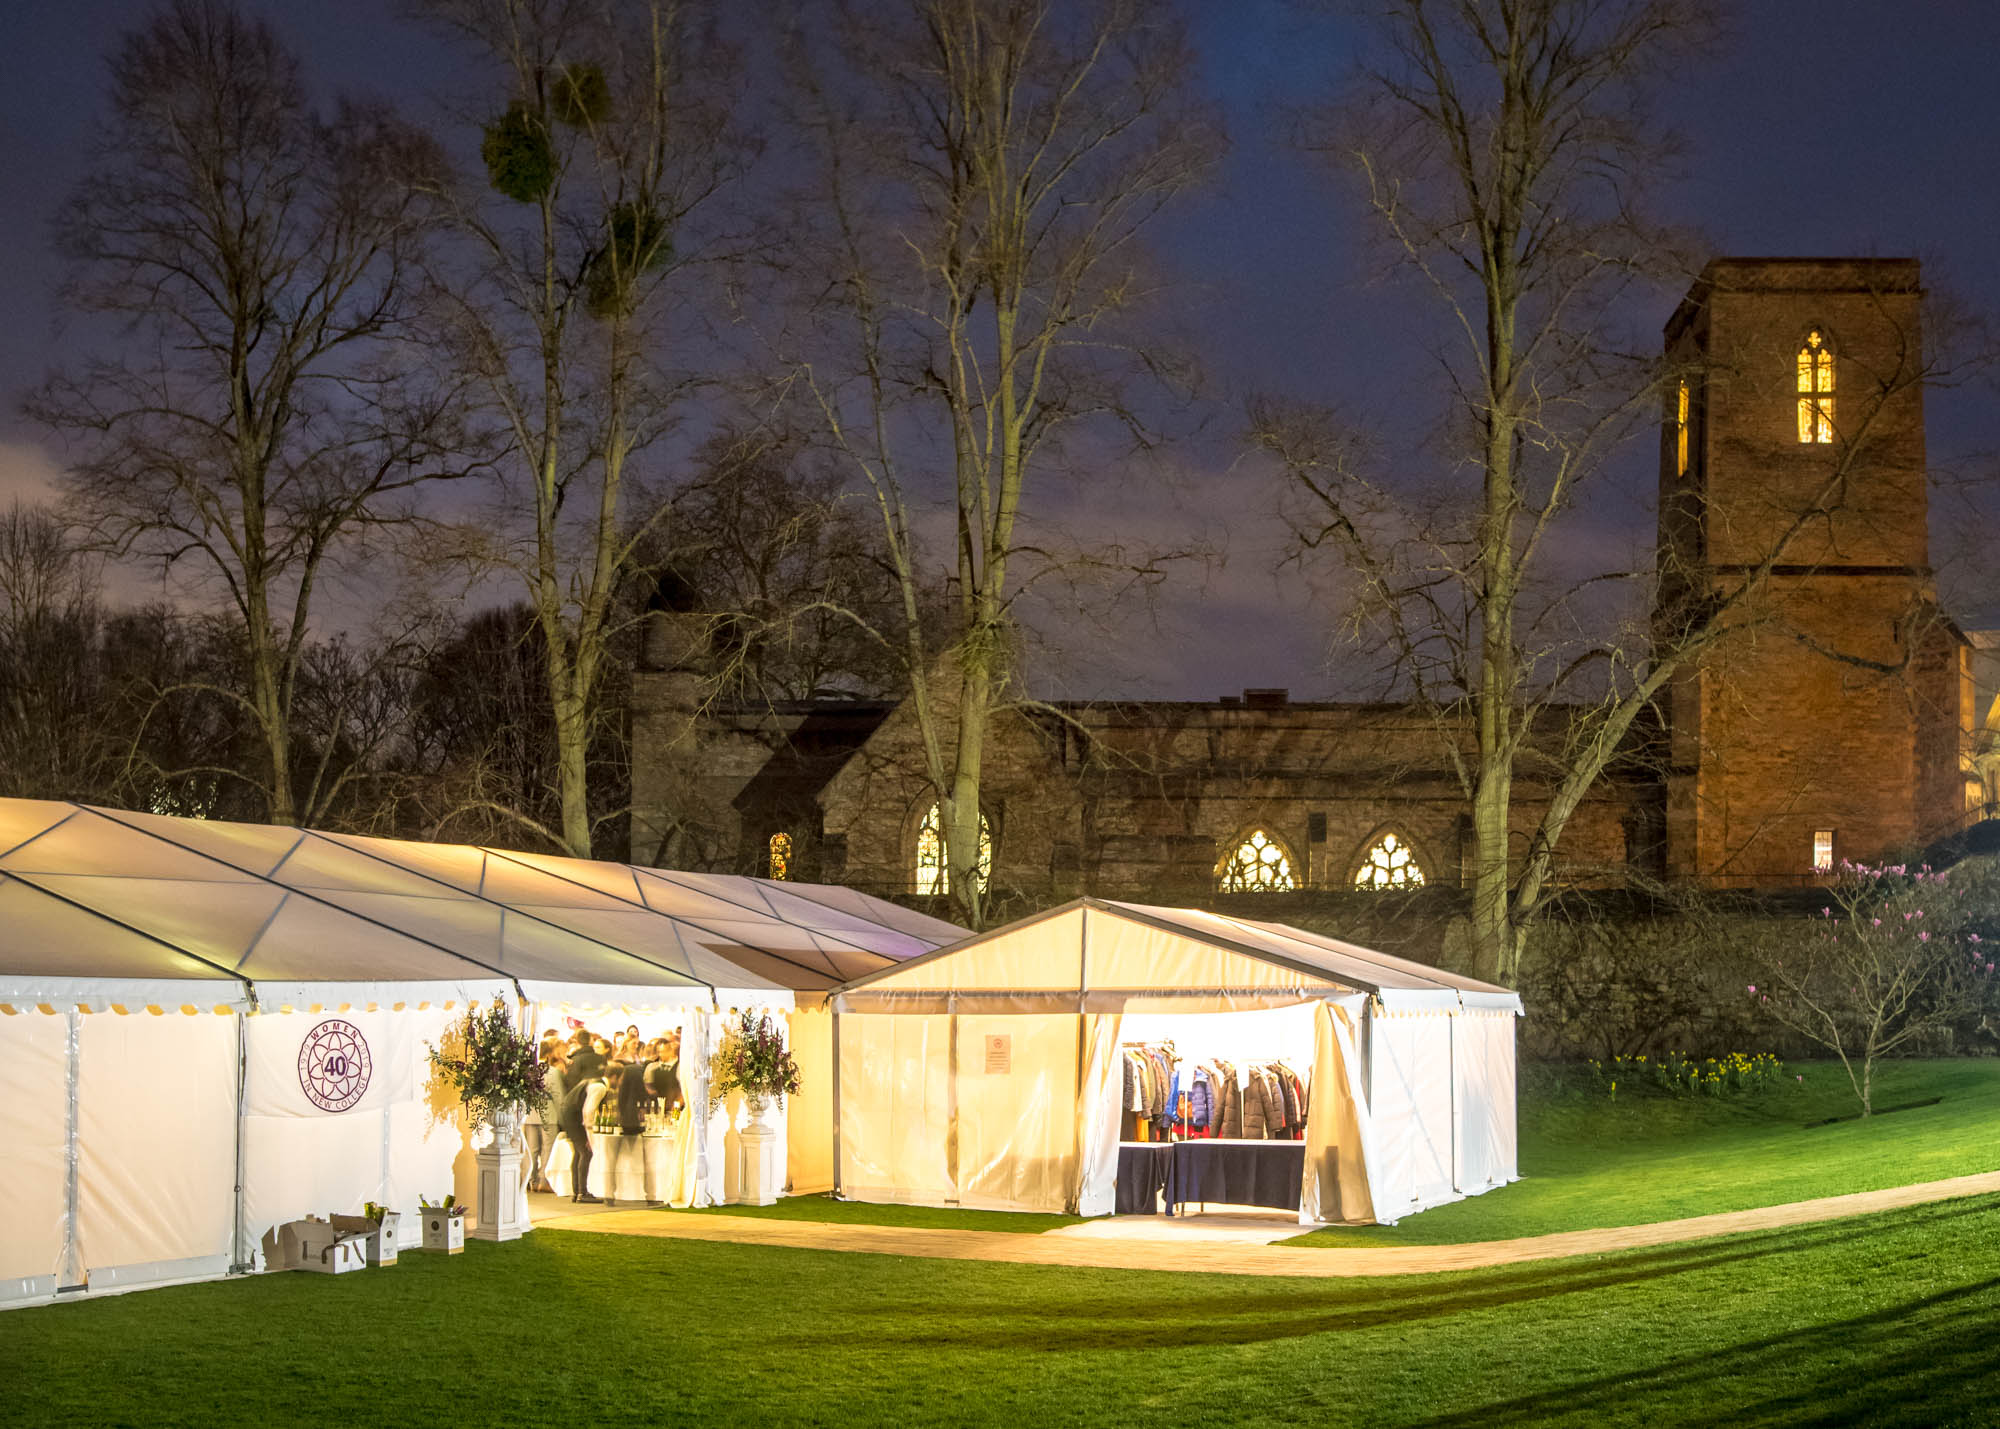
[58,1009,82,1291]
[1068,908,1089,1216]
[830,1001,842,1198]
[945,993,959,1206]
[230,1009,251,1274]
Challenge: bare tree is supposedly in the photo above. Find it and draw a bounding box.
[1272,1,1978,984]
[663,425,932,704]
[0,504,125,802]
[785,0,1219,926]
[418,0,745,858]
[28,0,457,826]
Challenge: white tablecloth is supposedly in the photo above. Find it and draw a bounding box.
[544,1129,680,1204]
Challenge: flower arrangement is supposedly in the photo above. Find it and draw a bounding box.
[1590,1051,1785,1100]
[709,1010,802,1112]
[426,997,550,1128]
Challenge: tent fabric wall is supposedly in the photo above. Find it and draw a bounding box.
[837,1013,953,1206]
[1367,1013,1461,1218]
[241,1007,465,1257]
[1300,997,1380,1226]
[1453,1010,1518,1192]
[0,1013,71,1301]
[785,1004,836,1195]
[1074,1013,1124,1217]
[76,1012,237,1290]
[953,1012,1082,1213]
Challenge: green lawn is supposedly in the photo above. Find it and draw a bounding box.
[684,1194,1082,1234]
[9,1194,2000,1427]
[1288,1058,2000,1247]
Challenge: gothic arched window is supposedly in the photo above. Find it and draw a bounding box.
[914,802,992,896]
[1797,329,1835,444]
[1354,830,1426,890]
[1217,828,1299,893]
[767,832,792,880]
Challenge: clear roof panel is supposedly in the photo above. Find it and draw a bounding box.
[482,850,645,905]
[239,899,499,983]
[496,914,705,988]
[271,834,468,898]
[1,813,264,883]
[0,800,963,998]
[0,876,240,982]
[472,856,640,911]
[19,874,288,969]
[0,799,78,857]
[106,810,305,877]
[317,832,489,894]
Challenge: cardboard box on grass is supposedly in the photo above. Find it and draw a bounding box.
[275,1217,370,1275]
[420,1208,466,1253]
[328,1211,401,1266]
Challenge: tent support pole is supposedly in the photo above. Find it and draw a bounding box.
[830,1004,842,1198]
[945,994,959,1206]
[230,1010,251,1274]
[1067,907,1088,1216]
[58,1010,82,1292]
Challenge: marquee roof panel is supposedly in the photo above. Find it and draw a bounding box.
[834,899,1523,1014]
[0,800,963,1011]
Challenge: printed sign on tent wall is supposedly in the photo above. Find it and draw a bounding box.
[298,1019,373,1112]
[984,1035,1010,1075]
[245,1010,415,1118]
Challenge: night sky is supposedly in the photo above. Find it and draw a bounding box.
[4,1,1997,698]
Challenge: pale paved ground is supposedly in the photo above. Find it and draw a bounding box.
[548,1169,2000,1279]
[1045,1210,1304,1245]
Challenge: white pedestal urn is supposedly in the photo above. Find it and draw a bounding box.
[472,1105,529,1242]
[736,1094,780,1207]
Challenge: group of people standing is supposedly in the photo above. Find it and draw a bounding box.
[523,1024,685,1203]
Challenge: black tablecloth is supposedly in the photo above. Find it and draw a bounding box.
[1115,1142,1176,1215]
[1161,1140,1304,1215]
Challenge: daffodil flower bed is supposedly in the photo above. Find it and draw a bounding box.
[1589,1050,1786,1099]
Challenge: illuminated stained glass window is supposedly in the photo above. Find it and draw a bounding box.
[914,802,992,896]
[1354,831,1425,890]
[1797,330,1834,444]
[768,832,792,880]
[1675,380,1690,476]
[1218,829,1298,893]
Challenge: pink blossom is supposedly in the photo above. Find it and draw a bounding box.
[1747,984,1757,994]
[1919,931,1929,942]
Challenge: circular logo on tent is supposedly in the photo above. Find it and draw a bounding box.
[298,1019,372,1113]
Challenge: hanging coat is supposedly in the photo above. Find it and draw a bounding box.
[1217,1064,1243,1139]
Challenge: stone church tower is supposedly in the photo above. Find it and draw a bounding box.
[1657,258,1972,883]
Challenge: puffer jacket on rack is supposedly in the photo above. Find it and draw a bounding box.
[1241,1066,1274,1140]
[1216,1062,1243,1139]
[1189,1067,1214,1132]
[1276,1064,1300,1130]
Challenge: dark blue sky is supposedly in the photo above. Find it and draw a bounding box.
[4,1,1997,697]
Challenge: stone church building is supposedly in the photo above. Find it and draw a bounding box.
[632,259,2000,907]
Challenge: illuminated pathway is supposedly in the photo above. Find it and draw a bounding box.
[549,1169,2000,1278]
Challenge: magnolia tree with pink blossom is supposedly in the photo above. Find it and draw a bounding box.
[1755,861,1998,1115]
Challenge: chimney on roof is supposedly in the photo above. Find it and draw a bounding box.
[1243,688,1289,708]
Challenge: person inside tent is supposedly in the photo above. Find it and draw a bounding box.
[559,1058,608,1203]
[524,1042,567,1195]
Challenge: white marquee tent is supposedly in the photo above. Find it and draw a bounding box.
[831,900,1522,1224]
[0,799,961,1308]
